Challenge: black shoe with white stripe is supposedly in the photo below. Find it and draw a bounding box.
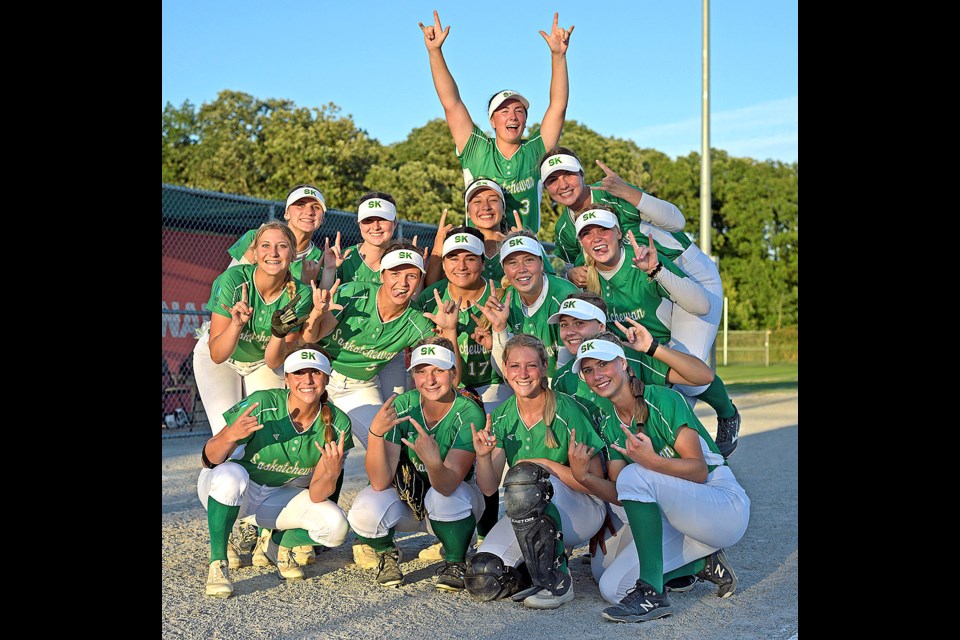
[601,579,672,623]
[715,407,741,457]
[698,549,738,597]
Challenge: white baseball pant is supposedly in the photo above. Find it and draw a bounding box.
[192,330,284,436]
[592,464,750,603]
[197,462,349,548]
[347,481,485,539]
[324,369,384,450]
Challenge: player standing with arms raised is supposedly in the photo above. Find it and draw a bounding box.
[419,10,573,234]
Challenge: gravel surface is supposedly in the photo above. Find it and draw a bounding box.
[162,390,798,639]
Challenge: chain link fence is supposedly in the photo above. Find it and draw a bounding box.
[719,328,798,366]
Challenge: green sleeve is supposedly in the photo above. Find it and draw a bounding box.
[220,391,269,444]
[227,229,257,262]
[457,124,487,162]
[565,396,606,450]
[551,368,576,395]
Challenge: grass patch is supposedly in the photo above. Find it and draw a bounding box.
[716,363,798,394]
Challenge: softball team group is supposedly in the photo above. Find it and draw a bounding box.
[189,11,750,625]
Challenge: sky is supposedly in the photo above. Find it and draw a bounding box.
[162,1,797,163]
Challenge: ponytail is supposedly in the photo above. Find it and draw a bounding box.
[627,370,649,429]
[583,253,602,295]
[541,378,560,449]
[320,390,335,443]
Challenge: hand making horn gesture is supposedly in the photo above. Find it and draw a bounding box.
[222,282,253,328]
[311,277,342,316]
[419,10,451,51]
[478,279,512,333]
[470,414,498,458]
[423,288,461,333]
[627,230,660,275]
[322,231,352,270]
[369,394,409,439]
[591,159,630,199]
[539,12,575,55]
[614,317,655,353]
[401,417,443,468]
[314,430,346,477]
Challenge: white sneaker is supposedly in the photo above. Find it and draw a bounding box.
[293,545,316,565]
[252,529,272,567]
[226,539,243,570]
[205,560,233,598]
[522,583,575,610]
[353,543,379,569]
[418,542,444,561]
[265,537,304,581]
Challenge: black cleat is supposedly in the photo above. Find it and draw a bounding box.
[601,579,672,623]
[715,406,742,457]
[698,549,738,597]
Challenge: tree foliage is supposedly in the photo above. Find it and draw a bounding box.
[162,92,797,330]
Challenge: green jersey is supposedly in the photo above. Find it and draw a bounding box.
[337,244,381,285]
[553,183,692,265]
[597,385,725,472]
[504,275,581,376]
[221,389,354,487]
[206,264,314,363]
[320,282,435,380]
[490,392,606,467]
[385,390,481,484]
[418,280,501,388]
[226,228,324,282]
[582,245,689,343]
[459,125,546,233]
[552,345,671,401]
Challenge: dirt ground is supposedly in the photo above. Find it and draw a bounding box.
[162,390,798,639]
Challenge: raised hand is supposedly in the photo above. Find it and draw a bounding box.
[471,414,498,458]
[315,430,346,477]
[627,230,660,274]
[614,317,655,353]
[271,291,309,337]
[323,231,352,270]
[567,428,595,484]
[539,12,574,55]
[369,393,408,440]
[423,289,460,333]
[222,282,253,328]
[478,281,511,332]
[300,258,321,285]
[566,265,588,288]
[419,10,450,51]
[470,313,492,351]
[311,278,342,317]
[400,417,442,468]
[224,402,262,442]
[610,424,656,466]
[430,209,453,260]
[591,159,630,198]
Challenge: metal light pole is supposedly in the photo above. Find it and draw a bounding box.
[700,0,712,257]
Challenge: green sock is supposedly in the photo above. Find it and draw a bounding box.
[207,498,240,563]
[430,514,476,563]
[544,504,569,574]
[354,528,396,553]
[622,500,664,593]
[664,558,706,582]
[477,490,499,538]
[271,529,316,548]
[696,376,736,419]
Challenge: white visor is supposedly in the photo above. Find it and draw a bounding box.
[464,179,505,209]
[487,90,530,120]
[407,344,457,371]
[547,299,607,325]
[380,249,425,273]
[572,339,626,374]
[442,232,485,257]
[284,349,332,375]
[540,154,583,182]
[285,187,326,212]
[499,236,544,263]
[358,198,397,222]
[574,209,620,237]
